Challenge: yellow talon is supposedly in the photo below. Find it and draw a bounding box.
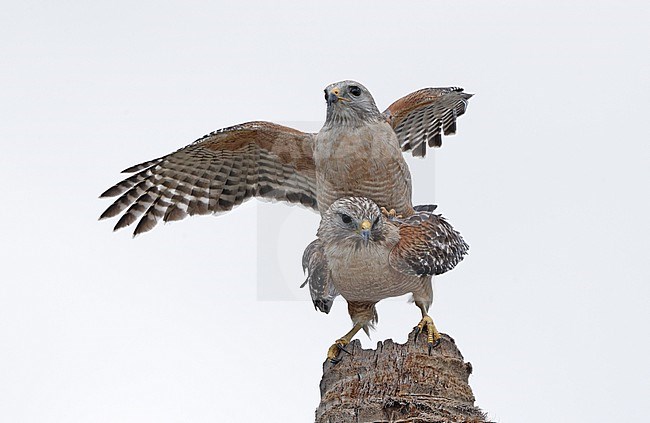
[327,338,350,362]
[327,321,365,363]
[416,315,441,354]
[380,207,402,219]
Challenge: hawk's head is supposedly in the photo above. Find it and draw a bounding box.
[318,197,385,247]
[323,80,382,127]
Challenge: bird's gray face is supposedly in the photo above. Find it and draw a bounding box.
[318,197,384,246]
[323,81,382,126]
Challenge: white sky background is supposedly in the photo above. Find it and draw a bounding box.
[1,1,649,421]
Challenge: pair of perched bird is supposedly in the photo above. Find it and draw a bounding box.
[100,80,471,361]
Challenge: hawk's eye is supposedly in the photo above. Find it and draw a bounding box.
[349,86,361,97]
[341,214,352,224]
[372,216,380,228]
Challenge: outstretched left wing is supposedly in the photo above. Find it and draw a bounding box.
[99,121,318,236]
[389,206,469,276]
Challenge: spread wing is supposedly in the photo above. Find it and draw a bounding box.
[389,206,469,276]
[383,87,473,157]
[99,121,318,236]
[301,239,339,314]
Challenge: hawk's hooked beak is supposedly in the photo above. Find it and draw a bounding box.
[359,219,372,244]
[326,87,345,105]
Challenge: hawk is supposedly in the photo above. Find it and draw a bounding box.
[301,197,468,362]
[99,81,472,234]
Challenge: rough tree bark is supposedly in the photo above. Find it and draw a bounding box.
[315,330,490,423]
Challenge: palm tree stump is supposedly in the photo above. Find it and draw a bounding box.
[316,329,489,423]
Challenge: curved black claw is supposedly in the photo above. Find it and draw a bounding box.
[433,338,441,349]
[427,338,441,355]
[338,344,351,355]
[329,347,350,365]
[327,342,352,364]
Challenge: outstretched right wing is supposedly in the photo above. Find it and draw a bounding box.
[383,87,473,157]
[100,121,318,236]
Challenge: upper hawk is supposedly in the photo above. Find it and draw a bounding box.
[99,80,472,235]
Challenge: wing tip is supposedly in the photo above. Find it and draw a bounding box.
[410,141,427,157]
[99,203,123,220]
[120,157,164,173]
[314,299,333,314]
[447,87,473,96]
[121,164,142,173]
[99,186,122,198]
[443,121,458,136]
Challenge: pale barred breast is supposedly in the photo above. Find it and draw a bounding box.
[332,260,424,303]
[314,122,413,216]
[326,243,423,303]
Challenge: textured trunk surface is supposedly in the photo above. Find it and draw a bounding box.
[316,330,489,423]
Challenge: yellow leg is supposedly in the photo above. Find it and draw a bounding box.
[327,322,365,363]
[415,302,441,354]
